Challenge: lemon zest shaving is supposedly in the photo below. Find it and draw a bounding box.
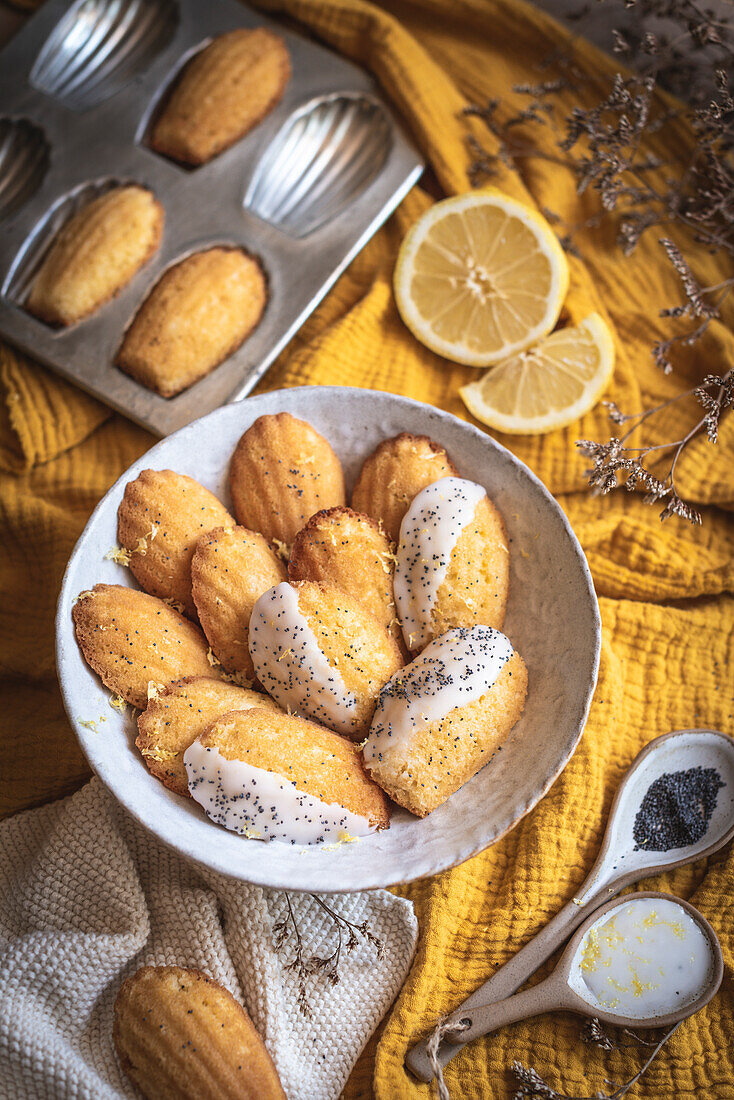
[142,744,179,763]
[271,538,290,561]
[106,525,159,566]
[147,681,167,702]
[162,596,186,614]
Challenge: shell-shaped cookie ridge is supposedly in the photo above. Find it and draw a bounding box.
[114,966,286,1100]
[191,523,287,677]
[229,412,346,546]
[351,432,459,544]
[117,468,233,619]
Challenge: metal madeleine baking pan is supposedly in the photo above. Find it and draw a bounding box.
[0,0,423,435]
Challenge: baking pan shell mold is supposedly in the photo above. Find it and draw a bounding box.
[30,0,179,111]
[0,0,423,436]
[0,119,50,221]
[245,93,393,237]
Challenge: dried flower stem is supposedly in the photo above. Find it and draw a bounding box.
[577,369,732,522]
[512,1020,681,1099]
[462,0,734,522]
[272,893,385,1017]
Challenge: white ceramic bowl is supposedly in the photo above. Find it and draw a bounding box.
[56,387,601,892]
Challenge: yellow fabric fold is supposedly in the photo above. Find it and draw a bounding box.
[0,0,732,1097]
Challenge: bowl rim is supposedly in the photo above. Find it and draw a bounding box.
[55,385,602,891]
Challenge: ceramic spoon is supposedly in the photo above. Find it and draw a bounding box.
[406,728,734,1082]
[439,892,723,1051]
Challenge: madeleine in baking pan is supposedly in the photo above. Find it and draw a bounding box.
[150,28,291,165]
[26,185,163,326]
[116,246,267,397]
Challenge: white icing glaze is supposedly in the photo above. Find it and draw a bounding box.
[184,740,375,845]
[363,625,514,764]
[247,581,359,735]
[394,476,488,649]
[571,898,714,1019]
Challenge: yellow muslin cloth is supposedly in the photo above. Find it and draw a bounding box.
[0,0,732,1096]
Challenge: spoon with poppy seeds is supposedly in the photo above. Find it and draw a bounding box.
[406,728,734,1083]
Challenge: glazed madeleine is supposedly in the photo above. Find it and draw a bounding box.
[185,706,389,841]
[229,413,345,548]
[248,580,402,740]
[114,966,286,1100]
[351,432,458,544]
[394,476,509,650]
[26,185,163,326]
[288,506,402,646]
[151,28,291,165]
[192,524,286,679]
[117,469,234,619]
[116,247,267,397]
[136,676,280,796]
[363,626,528,817]
[72,584,216,708]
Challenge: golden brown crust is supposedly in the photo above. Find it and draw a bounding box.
[116,247,267,397]
[72,584,217,708]
[150,29,291,166]
[117,470,234,619]
[191,525,286,680]
[351,432,458,544]
[365,650,527,817]
[431,494,509,638]
[113,965,286,1100]
[288,507,403,648]
[202,707,390,828]
[26,186,163,326]
[136,676,280,796]
[229,413,346,547]
[295,580,403,739]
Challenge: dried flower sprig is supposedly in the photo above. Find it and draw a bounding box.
[577,369,732,523]
[272,893,385,1018]
[462,0,734,522]
[512,1019,680,1099]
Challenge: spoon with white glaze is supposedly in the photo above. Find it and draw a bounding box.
[438,892,722,1051]
[406,728,734,1082]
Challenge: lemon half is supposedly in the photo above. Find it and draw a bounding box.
[394,189,569,367]
[460,313,615,435]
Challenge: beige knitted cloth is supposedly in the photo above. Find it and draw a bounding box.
[0,780,418,1100]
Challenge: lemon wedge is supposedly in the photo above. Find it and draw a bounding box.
[460,313,615,434]
[394,189,569,366]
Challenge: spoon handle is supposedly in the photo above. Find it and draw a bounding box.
[442,977,561,1047]
[405,889,603,1082]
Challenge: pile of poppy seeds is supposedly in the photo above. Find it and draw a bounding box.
[633,766,725,851]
